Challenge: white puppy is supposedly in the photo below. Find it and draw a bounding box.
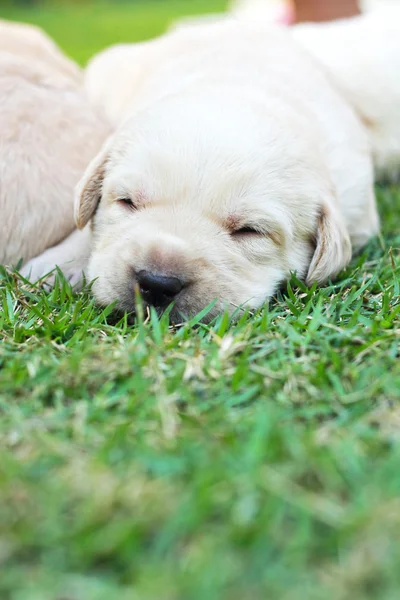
[292,10,400,178]
[27,13,399,320]
[0,20,109,278]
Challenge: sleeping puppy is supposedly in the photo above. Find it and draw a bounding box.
[0,20,109,276]
[28,14,399,320]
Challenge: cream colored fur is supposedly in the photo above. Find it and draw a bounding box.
[0,19,81,85]
[292,9,400,178]
[0,20,109,275]
[77,19,383,319]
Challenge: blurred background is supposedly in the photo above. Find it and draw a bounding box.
[0,0,231,64]
[0,0,394,66]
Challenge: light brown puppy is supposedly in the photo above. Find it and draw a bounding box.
[0,20,109,276]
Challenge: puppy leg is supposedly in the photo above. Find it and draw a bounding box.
[21,227,91,289]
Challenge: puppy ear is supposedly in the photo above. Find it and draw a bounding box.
[306,203,352,285]
[75,148,108,230]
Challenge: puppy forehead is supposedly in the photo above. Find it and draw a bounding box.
[105,148,273,210]
[105,110,274,199]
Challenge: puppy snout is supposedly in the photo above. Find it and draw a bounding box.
[136,269,184,308]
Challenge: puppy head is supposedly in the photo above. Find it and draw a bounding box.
[75,97,351,321]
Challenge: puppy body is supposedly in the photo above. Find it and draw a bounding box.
[0,19,81,85]
[0,21,109,269]
[79,21,379,318]
[223,5,400,178]
[292,8,400,178]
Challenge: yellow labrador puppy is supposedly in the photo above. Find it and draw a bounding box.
[292,10,400,179]
[29,14,399,320]
[0,20,109,281]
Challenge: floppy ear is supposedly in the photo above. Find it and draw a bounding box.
[75,148,108,230]
[306,203,352,285]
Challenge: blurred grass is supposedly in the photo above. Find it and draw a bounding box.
[0,2,400,599]
[0,0,228,64]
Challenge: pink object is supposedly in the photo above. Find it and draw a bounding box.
[276,1,296,25]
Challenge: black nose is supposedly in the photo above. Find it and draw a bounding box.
[136,270,183,307]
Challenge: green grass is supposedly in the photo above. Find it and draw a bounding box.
[1,2,400,599]
[0,0,228,65]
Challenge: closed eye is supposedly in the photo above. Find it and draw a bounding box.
[231,226,260,237]
[230,220,284,247]
[117,197,136,210]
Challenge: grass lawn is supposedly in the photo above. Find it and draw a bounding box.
[1,2,400,599]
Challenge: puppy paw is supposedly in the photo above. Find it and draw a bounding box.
[20,248,87,290]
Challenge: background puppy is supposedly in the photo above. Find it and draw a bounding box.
[0,19,81,84]
[0,20,109,279]
[292,9,400,179]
